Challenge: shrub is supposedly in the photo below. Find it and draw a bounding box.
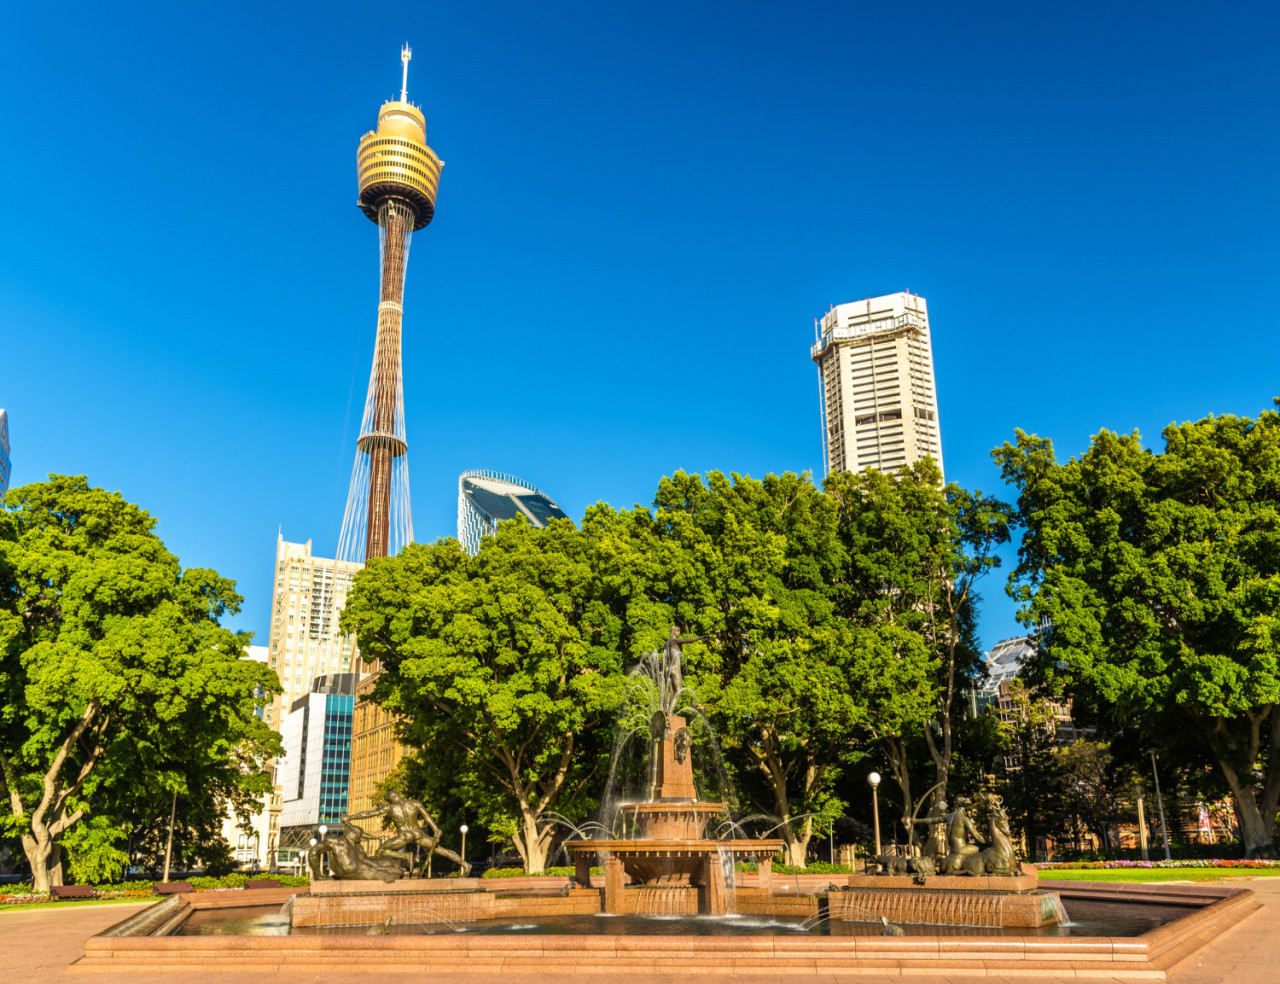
[771,861,852,875]
[480,866,601,878]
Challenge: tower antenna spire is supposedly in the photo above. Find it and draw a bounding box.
[400,44,412,102]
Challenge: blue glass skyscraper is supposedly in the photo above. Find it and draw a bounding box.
[456,470,568,555]
[0,410,10,495]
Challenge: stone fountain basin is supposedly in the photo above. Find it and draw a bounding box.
[566,838,784,886]
[74,880,1262,980]
[620,800,727,840]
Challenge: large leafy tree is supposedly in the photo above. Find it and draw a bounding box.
[826,463,1012,821]
[643,472,872,864]
[340,519,625,873]
[597,471,939,864]
[994,405,1280,855]
[0,476,280,890]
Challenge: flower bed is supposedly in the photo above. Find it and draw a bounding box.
[1036,859,1280,870]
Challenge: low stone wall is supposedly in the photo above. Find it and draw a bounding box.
[292,888,602,928]
[734,888,819,918]
[832,886,1058,928]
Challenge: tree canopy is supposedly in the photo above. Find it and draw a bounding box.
[340,518,625,872]
[995,404,1280,855]
[346,467,1007,869]
[0,476,280,889]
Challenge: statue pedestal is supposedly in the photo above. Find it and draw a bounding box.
[310,877,483,894]
[847,862,1040,891]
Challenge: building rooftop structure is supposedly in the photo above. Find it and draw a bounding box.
[984,636,1034,692]
[457,470,569,555]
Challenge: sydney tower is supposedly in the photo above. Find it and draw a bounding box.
[337,46,443,564]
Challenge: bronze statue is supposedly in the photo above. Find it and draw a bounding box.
[908,798,949,861]
[346,790,472,877]
[309,820,406,882]
[940,793,1019,876]
[938,795,985,873]
[660,627,707,716]
[672,726,692,764]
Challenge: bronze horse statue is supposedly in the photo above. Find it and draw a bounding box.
[941,793,1019,877]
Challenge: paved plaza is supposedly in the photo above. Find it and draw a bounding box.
[2,878,1278,984]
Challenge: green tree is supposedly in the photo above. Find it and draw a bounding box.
[643,472,881,864]
[340,519,625,873]
[593,471,942,864]
[992,680,1067,858]
[1054,738,1137,852]
[995,404,1280,855]
[0,476,280,890]
[826,463,1012,819]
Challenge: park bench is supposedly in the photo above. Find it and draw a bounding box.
[51,885,96,900]
[154,881,194,895]
[243,879,280,890]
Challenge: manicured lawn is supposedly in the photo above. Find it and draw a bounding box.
[1041,868,1280,882]
[0,896,157,912]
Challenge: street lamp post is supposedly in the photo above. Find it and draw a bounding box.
[868,772,882,858]
[460,824,469,865]
[162,790,178,883]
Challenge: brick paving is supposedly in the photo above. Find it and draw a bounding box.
[1,878,1277,983]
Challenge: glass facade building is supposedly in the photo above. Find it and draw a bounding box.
[0,410,10,495]
[278,674,357,838]
[456,470,569,555]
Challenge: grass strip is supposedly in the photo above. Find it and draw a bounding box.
[0,896,159,912]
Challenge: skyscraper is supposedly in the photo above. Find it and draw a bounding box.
[810,292,944,480]
[336,45,443,566]
[457,470,569,555]
[0,409,11,495]
[263,536,362,731]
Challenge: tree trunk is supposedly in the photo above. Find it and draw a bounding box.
[778,820,811,867]
[49,842,64,887]
[23,833,51,894]
[512,810,555,873]
[1216,754,1279,857]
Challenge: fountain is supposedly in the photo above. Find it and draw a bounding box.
[71,629,1264,978]
[567,628,783,915]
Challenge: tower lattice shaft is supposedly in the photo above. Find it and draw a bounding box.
[363,200,413,561]
[335,63,442,567]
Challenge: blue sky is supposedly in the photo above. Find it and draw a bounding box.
[2,1,1276,650]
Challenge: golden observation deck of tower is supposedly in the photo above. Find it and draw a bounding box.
[337,45,444,565]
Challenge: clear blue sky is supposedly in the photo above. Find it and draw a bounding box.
[2,1,1276,650]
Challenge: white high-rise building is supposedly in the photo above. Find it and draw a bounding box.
[219,644,281,867]
[810,292,944,480]
[264,535,362,730]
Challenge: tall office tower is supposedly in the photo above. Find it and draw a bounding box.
[457,470,569,555]
[810,292,944,480]
[0,409,10,495]
[345,47,443,826]
[263,536,363,730]
[335,46,443,566]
